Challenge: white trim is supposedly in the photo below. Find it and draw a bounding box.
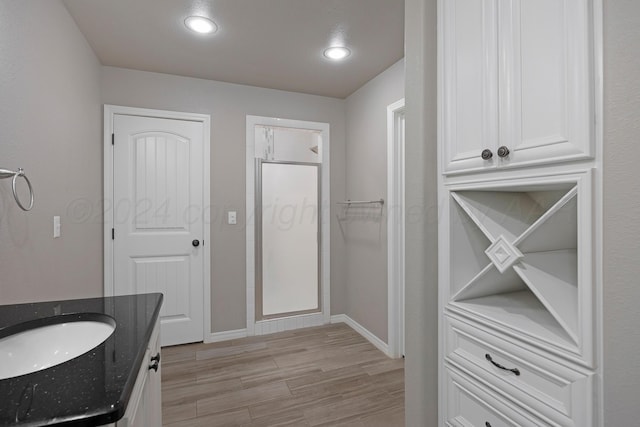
[103,108,115,296]
[592,0,604,423]
[387,99,406,359]
[245,115,331,336]
[103,104,212,342]
[206,314,392,356]
[255,313,325,335]
[331,315,391,357]
[202,114,212,342]
[205,329,248,343]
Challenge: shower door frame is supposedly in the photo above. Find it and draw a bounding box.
[255,159,322,321]
[245,115,330,337]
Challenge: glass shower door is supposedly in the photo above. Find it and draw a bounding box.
[257,161,320,319]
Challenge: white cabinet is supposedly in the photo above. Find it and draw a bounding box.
[145,322,162,427]
[445,316,594,426]
[114,319,162,427]
[441,0,595,175]
[445,364,549,426]
[438,0,602,424]
[439,172,598,425]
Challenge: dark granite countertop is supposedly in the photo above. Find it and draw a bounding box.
[0,293,163,426]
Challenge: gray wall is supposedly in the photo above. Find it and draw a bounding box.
[101,67,347,333]
[404,0,439,425]
[343,59,405,342]
[603,0,640,423]
[0,0,103,303]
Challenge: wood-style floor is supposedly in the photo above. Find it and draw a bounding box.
[161,323,405,427]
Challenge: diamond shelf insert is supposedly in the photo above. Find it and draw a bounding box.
[448,182,583,352]
[485,235,523,273]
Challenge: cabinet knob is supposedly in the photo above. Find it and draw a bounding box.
[481,149,493,160]
[485,423,492,427]
[192,239,200,247]
[497,146,510,158]
[149,352,161,372]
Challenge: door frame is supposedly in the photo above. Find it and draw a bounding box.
[387,99,406,358]
[246,115,330,335]
[103,105,212,341]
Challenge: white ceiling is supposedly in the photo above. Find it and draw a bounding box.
[63,0,405,99]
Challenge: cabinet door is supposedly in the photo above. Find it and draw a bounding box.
[498,0,594,169]
[146,321,162,426]
[115,320,161,427]
[441,0,500,174]
[117,349,150,427]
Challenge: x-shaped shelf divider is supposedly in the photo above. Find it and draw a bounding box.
[449,186,579,348]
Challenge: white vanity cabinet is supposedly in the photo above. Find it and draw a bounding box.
[108,318,162,427]
[440,0,596,175]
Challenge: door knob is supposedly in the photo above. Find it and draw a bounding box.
[497,146,510,158]
[192,239,200,247]
[481,149,493,160]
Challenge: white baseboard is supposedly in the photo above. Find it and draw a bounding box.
[205,315,391,357]
[331,314,390,357]
[205,328,248,343]
[254,313,325,335]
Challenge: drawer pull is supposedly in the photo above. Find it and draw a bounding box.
[485,353,520,376]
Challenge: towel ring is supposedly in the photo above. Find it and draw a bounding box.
[0,168,34,211]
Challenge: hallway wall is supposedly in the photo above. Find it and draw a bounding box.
[403,0,440,424]
[603,0,640,423]
[343,59,405,342]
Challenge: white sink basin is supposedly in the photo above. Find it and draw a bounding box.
[0,315,116,380]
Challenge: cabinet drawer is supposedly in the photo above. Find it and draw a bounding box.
[445,316,593,426]
[445,364,544,427]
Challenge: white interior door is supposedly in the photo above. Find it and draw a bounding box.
[112,114,205,346]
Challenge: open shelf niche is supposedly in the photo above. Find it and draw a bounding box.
[448,183,580,351]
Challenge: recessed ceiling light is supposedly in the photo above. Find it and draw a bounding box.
[323,46,351,61]
[185,16,217,34]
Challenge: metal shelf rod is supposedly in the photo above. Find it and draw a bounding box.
[337,199,385,205]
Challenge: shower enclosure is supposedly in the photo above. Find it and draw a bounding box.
[256,160,321,319]
[246,117,329,334]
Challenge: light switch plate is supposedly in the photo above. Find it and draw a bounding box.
[228,211,237,225]
[53,216,61,238]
